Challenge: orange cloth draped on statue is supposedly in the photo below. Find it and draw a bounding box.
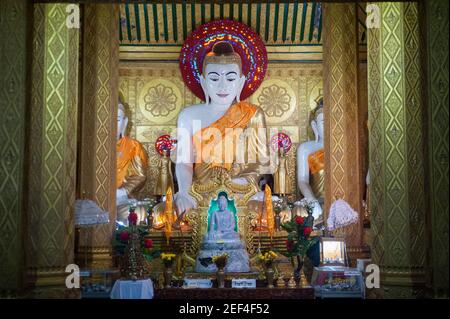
[192,101,257,170]
[191,101,273,188]
[117,136,149,195]
[308,149,324,174]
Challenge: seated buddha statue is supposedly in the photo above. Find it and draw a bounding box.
[296,99,325,226]
[174,41,273,215]
[116,98,149,225]
[206,193,238,241]
[195,192,250,273]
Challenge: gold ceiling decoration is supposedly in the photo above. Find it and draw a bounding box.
[119,2,367,62]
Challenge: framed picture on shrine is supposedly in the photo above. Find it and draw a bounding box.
[319,237,347,266]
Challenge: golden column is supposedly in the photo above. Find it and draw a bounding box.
[368,2,428,298]
[26,4,80,297]
[425,0,449,298]
[0,0,31,295]
[77,4,119,268]
[322,3,365,252]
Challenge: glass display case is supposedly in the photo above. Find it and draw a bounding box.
[311,266,365,298]
[80,269,121,299]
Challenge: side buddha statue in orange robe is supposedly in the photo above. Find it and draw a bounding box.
[116,99,149,225]
[296,99,325,226]
[173,41,274,216]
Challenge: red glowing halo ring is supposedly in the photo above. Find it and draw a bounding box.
[271,133,292,154]
[155,135,175,157]
[180,19,268,101]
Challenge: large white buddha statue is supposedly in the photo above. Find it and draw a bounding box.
[116,98,149,225]
[296,99,325,224]
[174,41,272,216]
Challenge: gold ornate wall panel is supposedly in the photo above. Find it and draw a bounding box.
[119,62,322,197]
[426,0,449,298]
[322,3,365,249]
[79,4,120,256]
[27,3,79,277]
[0,0,30,292]
[359,63,369,195]
[367,2,427,298]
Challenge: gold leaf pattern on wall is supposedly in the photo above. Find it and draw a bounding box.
[426,0,449,296]
[79,4,119,250]
[323,3,364,249]
[0,0,28,290]
[28,3,79,270]
[368,2,428,297]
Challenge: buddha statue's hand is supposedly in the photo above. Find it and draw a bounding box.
[311,200,323,220]
[174,190,197,214]
[116,188,129,206]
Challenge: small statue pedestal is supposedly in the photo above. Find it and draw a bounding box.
[195,240,250,273]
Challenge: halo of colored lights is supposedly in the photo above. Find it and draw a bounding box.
[155,135,176,157]
[180,19,268,101]
[271,133,292,154]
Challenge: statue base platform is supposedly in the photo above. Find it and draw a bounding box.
[194,239,251,273]
[154,287,315,299]
[183,271,260,280]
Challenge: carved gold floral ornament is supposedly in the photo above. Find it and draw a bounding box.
[258,84,292,117]
[143,84,177,117]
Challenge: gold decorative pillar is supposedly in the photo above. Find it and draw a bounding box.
[322,3,365,251]
[27,4,79,297]
[0,0,30,295]
[77,4,119,268]
[368,2,427,298]
[425,0,449,298]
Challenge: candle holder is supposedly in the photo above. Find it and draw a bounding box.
[161,253,176,288]
[212,253,228,288]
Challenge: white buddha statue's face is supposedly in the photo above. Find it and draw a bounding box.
[117,103,128,140]
[311,112,324,142]
[218,195,228,211]
[201,63,245,107]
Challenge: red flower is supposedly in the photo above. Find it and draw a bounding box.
[303,227,312,236]
[286,240,294,252]
[128,212,138,225]
[295,216,304,225]
[119,231,129,243]
[144,239,153,249]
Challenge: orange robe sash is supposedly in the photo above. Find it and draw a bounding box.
[192,101,257,171]
[308,149,325,175]
[117,136,148,188]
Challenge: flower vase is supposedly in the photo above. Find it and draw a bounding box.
[275,213,281,231]
[265,262,275,288]
[163,262,173,288]
[294,255,304,287]
[217,267,225,288]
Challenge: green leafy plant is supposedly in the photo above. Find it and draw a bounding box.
[113,225,161,262]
